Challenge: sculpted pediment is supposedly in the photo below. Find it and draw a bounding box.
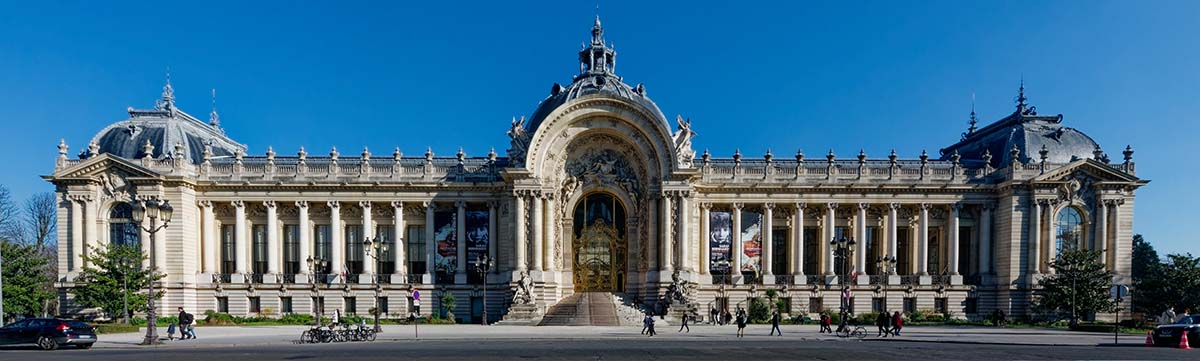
[1031,158,1140,184]
[52,154,163,180]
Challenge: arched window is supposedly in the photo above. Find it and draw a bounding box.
[109,203,140,247]
[1056,207,1083,253]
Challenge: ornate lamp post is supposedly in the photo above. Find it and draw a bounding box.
[1059,256,1079,329]
[876,256,897,276]
[118,253,133,325]
[306,256,327,327]
[130,199,173,346]
[830,235,855,330]
[473,255,494,325]
[363,237,388,332]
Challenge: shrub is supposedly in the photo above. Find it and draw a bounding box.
[203,310,236,326]
[856,312,880,325]
[279,313,315,325]
[94,323,140,334]
[749,297,771,323]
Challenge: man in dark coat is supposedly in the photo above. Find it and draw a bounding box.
[769,310,783,336]
[876,311,891,337]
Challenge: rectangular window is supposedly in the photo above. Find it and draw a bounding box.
[935,298,948,314]
[220,225,236,274]
[346,225,363,274]
[772,228,788,276]
[281,297,293,314]
[314,225,332,270]
[929,227,942,274]
[249,296,261,313]
[809,297,823,313]
[376,225,395,274]
[965,298,978,314]
[873,297,886,313]
[866,226,880,274]
[284,225,300,274]
[803,227,819,276]
[897,227,910,275]
[903,297,916,314]
[959,225,972,277]
[345,297,357,315]
[407,225,426,275]
[834,226,850,275]
[378,297,389,316]
[252,224,268,274]
[217,297,229,313]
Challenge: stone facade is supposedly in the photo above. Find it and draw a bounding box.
[48,17,1147,324]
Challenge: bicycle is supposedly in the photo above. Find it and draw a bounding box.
[835,323,868,340]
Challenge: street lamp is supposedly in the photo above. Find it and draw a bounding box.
[876,256,897,276]
[473,255,494,325]
[830,235,855,332]
[1059,257,1079,329]
[117,254,133,325]
[306,256,327,327]
[363,237,388,332]
[130,199,172,346]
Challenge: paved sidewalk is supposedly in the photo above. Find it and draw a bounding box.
[94,324,1144,349]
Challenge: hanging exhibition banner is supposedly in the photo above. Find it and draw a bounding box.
[709,211,733,273]
[465,210,490,266]
[433,210,457,274]
[740,211,762,274]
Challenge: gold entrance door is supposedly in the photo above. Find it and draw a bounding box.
[573,220,625,292]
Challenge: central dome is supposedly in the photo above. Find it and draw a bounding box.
[524,16,669,134]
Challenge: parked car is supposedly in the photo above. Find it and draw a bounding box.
[0,318,97,350]
[1152,314,1200,347]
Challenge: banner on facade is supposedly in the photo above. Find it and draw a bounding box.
[709,211,732,273]
[434,210,457,274]
[740,211,762,274]
[465,210,489,266]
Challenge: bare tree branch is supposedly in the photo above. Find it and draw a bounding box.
[0,185,24,243]
[24,192,57,250]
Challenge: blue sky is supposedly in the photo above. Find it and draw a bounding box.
[0,1,1196,255]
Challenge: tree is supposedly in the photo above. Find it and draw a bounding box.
[0,186,23,243]
[1131,234,1164,315]
[439,292,457,323]
[1,241,55,320]
[1034,249,1116,327]
[72,243,163,321]
[1134,253,1200,317]
[23,192,56,250]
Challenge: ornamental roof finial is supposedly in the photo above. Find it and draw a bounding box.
[967,92,978,134]
[159,68,175,111]
[1015,77,1029,115]
[592,15,604,46]
[209,88,221,128]
[58,139,68,158]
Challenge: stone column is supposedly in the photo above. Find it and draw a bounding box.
[678,193,690,273]
[762,203,774,277]
[980,203,993,275]
[856,203,868,275]
[1095,200,1108,268]
[1029,199,1041,275]
[200,200,216,273]
[265,201,280,275]
[1044,201,1057,274]
[488,201,497,272]
[296,201,311,274]
[1109,199,1124,272]
[793,203,806,278]
[69,197,82,272]
[660,192,674,273]
[233,200,248,274]
[83,197,97,265]
[543,196,556,272]
[948,204,960,276]
[917,203,930,275]
[731,203,744,279]
[531,193,544,272]
[329,201,343,275]
[514,193,528,272]
[361,201,375,275]
[887,203,899,274]
[392,201,405,276]
[455,200,467,280]
[824,203,837,276]
[424,202,435,282]
[699,203,711,275]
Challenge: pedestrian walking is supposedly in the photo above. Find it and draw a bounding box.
[642,313,651,335]
[769,311,782,336]
[647,314,657,336]
[166,321,177,341]
[722,309,732,326]
[819,312,833,333]
[1160,307,1177,325]
[177,307,195,340]
[736,312,747,338]
[891,311,904,336]
[678,313,690,333]
[710,306,718,325]
[876,311,891,337]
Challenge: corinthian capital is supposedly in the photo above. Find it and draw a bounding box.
[327,200,340,209]
[232,200,245,208]
[732,202,744,210]
[263,200,277,209]
[359,201,372,209]
[198,200,213,208]
[391,200,404,209]
[295,200,309,209]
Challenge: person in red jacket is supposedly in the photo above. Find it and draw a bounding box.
[892,311,904,336]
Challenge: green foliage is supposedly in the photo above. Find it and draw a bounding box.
[440,292,457,323]
[203,310,236,325]
[748,297,770,323]
[1134,253,1200,316]
[1034,249,1116,324]
[72,243,164,321]
[1131,234,1163,315]
[279,313,315,325]
[1,241,55,319]
[907,309,939,323]
[93,323,139,334]
[856,311,880,324]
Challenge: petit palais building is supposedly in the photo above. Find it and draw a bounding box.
[48,18,1146,325]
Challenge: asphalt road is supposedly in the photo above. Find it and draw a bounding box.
[1,339,1194,360]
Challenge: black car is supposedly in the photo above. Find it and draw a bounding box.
[0,318,97,350]
[1152,314,1200,347]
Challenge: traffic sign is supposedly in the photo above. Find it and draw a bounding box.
[412,290,421,300]
[1110,284,1129,299]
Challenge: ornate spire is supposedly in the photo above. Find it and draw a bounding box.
[1016,78,1026,114]
[967,93,978,134]
[209,89,221,128]
[158,68,176,111]
[578,15,617,77]
[591,15,604,46]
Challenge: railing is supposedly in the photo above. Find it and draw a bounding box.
[711,273,734,285]
[346,274,361,284]
[899,275,919,285]
[282,274,297,284]
[805,275,824,285]
[868,275,888,285]
[212,273,232,283]
[406,274,424,284]
[930,275,952,285]
[249,273,264,284]
[374,274,392,284]
[773,275,793,285]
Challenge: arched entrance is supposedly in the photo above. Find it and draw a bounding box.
[572,192,627,292]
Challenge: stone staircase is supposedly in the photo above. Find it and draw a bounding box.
[536,292,622,326]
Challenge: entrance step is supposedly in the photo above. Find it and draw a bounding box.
[537,292,621,326]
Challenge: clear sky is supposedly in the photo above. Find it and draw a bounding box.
[0,1,1196,255]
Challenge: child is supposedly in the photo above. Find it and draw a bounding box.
[166,321,177,341]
